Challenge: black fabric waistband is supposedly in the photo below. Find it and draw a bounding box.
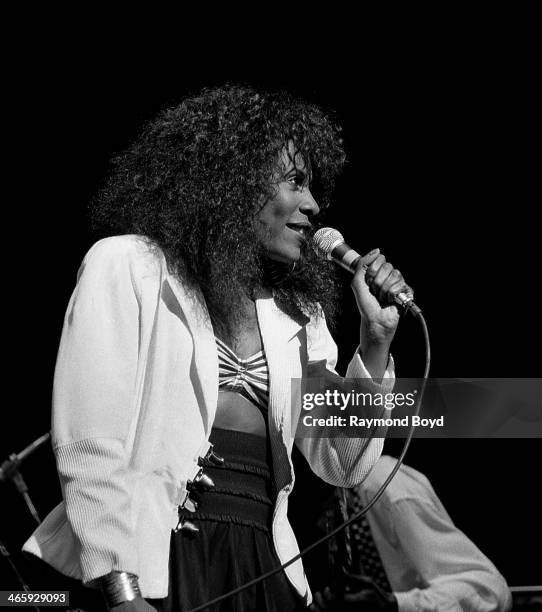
[178,428,274,531]
[208,427,270,472]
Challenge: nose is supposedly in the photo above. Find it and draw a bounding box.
[299,188,320,218]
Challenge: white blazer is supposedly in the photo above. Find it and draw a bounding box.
[22,235,393,603]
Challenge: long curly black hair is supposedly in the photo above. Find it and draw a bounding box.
[90,84,346,340]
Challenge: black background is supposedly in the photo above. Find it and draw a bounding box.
[1,29,540,597]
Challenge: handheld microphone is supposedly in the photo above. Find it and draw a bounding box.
[313,227,421,315]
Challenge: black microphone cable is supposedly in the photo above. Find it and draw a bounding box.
[188,308,431,612]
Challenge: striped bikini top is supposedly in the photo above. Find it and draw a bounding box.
[215,336,269,413]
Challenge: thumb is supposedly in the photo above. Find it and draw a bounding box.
[359,248,381,269]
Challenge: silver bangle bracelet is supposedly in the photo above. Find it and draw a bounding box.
[100,571,141,608]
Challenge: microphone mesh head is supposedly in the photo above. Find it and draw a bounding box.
[312,227,345,259]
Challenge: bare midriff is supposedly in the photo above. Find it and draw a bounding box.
[214,391,267,437]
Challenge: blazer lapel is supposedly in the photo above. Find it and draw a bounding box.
[164,273,218,433]
[256,296,308,472]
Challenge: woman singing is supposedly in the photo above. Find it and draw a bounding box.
[23,85,408,611]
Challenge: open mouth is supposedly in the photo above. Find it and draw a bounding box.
[286,223,311,239]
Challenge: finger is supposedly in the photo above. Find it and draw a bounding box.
[380,268,404,296]
[371,262,395,302]
[379,270,407,304]
[387,279,414,305]
[365,254,386,280]
[401,283,415,299]
[353,253,386,295]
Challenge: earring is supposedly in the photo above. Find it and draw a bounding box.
[268,260,297,286]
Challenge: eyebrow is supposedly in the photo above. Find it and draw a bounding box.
[284,164,312,183]
[275,147,312,182]
[285,166,305,175]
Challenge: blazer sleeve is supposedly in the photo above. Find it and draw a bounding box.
[51,237,143,585]
[295,311,395,487]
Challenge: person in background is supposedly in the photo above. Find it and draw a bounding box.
[309,455,512,611]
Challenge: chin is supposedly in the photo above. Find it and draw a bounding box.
[269,250,300,264]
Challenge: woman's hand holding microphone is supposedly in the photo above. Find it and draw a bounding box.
[351,248,413,380]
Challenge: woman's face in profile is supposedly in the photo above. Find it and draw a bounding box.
[256,143,320,264]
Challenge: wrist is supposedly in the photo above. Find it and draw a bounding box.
[360,328,393,355]
[99,571,141,609]
[360,316,395,343]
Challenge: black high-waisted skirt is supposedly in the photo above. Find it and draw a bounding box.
[146,428,306,612]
